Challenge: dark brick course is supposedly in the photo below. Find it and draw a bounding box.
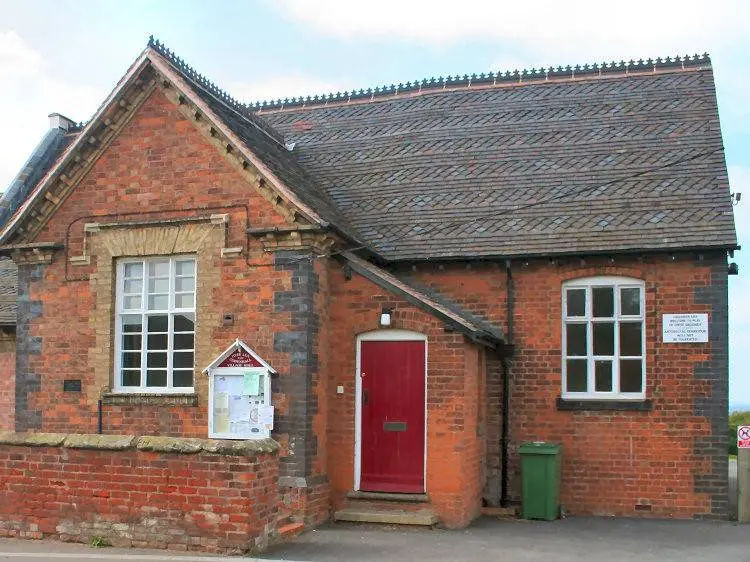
[14,264,44,432]
[693,254,729,519]
[273,250,319,481]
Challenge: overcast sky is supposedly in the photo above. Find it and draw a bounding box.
[1,0,748,406]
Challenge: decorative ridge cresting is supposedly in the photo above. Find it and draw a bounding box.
[145,36,711,116]
[146,35,284,144]
[248,53,712,112]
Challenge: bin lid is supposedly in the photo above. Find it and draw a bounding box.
[519,441,561,454]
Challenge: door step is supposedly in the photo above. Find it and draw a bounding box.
[347,490,429,503]
[334,507,438,526]
[481,506,519,518]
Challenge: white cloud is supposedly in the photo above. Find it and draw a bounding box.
[0,30,41,80]
[0,30,103,192]
[273,0,748,63]
[228,75,349,104]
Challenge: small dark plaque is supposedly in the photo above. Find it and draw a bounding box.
[383,421,407,432]
[63,379,82,392]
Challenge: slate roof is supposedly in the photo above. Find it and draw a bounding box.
[148,39,366,246]
[260,62,737,261]
[341,252,503,347]
[0,258,17,326]
[0,127,78,228]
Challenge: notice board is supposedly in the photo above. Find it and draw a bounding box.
[208,367,273,439]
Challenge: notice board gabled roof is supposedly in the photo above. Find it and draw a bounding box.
[202,339,277,374]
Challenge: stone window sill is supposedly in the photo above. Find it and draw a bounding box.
[101,393,198,406]
[556,397,652,411]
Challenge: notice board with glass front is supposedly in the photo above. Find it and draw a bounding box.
[204,340,276,440]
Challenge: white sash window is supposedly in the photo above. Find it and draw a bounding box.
[562,277,645,399]
[114,256,196,392]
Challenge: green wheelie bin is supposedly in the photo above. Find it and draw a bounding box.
[519,441,561,520]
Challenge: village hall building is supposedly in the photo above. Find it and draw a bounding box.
[0,38,738,550]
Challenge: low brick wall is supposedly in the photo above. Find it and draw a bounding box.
[0,432,281,553]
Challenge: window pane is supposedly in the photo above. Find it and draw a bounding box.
[566,359,587,392]
[592,287,614,317]
[147,294,169,310]
[121,352,141,369]
[124,279,142,294]
[146,370,167,387]
[175,276,195,292]
[147,352,167,368]
[620,287,641,316]
[174,314,195,332]
[148,278,169,293]
[620,322,643,356]
[122,370,140,386]
[174,332,194,350]
[122,315,142,332]
[175,260,194,276]
[147,333,168,350]
[148,261,169,277]
[173,370,194,387]
[123,262,143,278]
[566,289,586,317]
[174,293,194,309]
[595,360,613,392]
[620,360,643,393]
[147,315,168,332]
[174,352,194,369]
[123,295,142,310]
[566,323,587,356]
[593,322,614,355]
[123,334,141,351]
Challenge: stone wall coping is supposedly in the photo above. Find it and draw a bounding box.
[0,431,280,456]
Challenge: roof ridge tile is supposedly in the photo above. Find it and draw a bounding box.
[250,53,711,112]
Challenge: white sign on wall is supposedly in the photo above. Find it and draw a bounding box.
[662,313,709,343]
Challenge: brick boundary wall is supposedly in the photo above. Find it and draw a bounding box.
[0,433,281,554]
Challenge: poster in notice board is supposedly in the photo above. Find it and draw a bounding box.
[211,370,273,439]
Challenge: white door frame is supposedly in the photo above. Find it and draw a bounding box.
[354,329,428,492]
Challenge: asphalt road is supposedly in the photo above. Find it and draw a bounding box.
[261,517,750,562]
[5,516,746,562]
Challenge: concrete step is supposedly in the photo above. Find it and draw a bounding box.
[334,506,438,526]
[347,490,429,503]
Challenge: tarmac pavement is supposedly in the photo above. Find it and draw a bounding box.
[1,516,747,562]
[261,517,750,562]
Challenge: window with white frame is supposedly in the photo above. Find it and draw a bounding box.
[115,256,196,392]
[562,277,645,399]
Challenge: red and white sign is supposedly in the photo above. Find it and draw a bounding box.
[738,426,750,449]
[217,347,263,368]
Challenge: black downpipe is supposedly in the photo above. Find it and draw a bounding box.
[97,399,103,434]
[500,260,514,507]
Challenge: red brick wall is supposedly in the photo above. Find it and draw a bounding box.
[0,334,14,431]
[18,88,295,437]
[398,252,728,518]
[0,442,280,553]
[327,262,484,527]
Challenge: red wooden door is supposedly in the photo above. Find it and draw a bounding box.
[360,340,425,493]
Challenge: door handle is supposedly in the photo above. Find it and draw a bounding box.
[363,389,369,406]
